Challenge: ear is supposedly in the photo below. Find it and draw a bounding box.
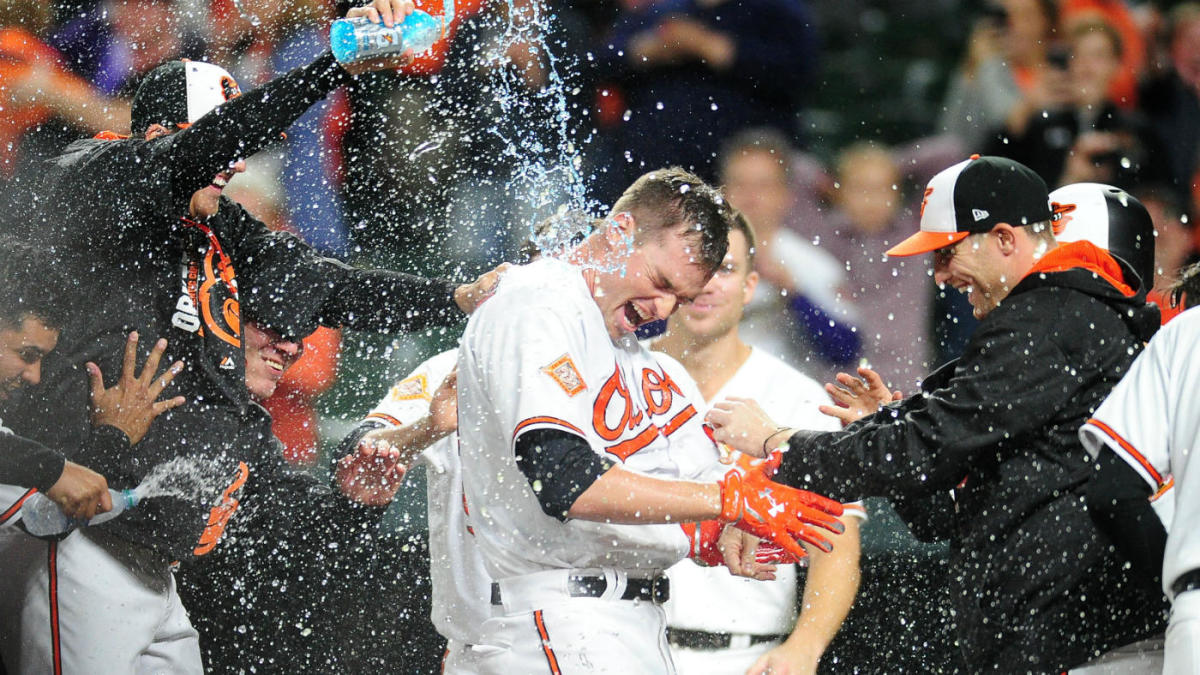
[993,223,1019,255]
[144,124,170,141]
[743,270,759,306]
[608,212,637,239]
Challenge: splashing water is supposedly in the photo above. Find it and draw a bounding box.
[230,0,262,27]
[132,456,234,504]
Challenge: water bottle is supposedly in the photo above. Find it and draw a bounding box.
[330,14,443,64]
[20,489,139,537]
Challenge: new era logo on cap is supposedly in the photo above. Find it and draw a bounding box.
[886,155,1053,257]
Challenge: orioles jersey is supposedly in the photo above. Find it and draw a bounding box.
[363,349,493,645]
[1080,306,1200,598]
[457,258,719,580]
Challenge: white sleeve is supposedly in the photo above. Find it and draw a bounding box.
[1079,338,1172,493]
[365,351,455,429]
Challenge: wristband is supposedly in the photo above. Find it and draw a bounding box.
[763,426,792,455]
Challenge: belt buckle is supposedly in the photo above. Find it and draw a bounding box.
[650,575,670,604]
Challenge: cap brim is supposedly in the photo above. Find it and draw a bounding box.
[885,230,970,257]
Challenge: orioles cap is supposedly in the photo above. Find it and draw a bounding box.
[887,155,1053,257]
[1049,183,1155,288]
[131,60,242,134]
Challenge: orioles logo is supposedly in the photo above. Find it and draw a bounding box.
[1050,201,1077,236]
[920,187,934,219]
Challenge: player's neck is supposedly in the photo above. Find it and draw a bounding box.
[654,328,750,402]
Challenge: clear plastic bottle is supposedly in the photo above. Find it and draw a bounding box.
[330,14,442,64]
[20,489,139,537]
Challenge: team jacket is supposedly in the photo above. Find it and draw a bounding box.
[2,51,462,562]
[776,241,1167,672]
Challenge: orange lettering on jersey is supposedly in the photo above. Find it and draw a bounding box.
[607,424,661,461]
[661,404,697,437]
[193,461,249,556]
[592,365,633,441]
[641,367,681,415]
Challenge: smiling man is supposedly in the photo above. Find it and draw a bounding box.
[454,167,846,674]
[707,156,1169,672]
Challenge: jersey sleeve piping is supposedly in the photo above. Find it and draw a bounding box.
[513,416,587,441]
[1082,418,1165,491]
[365,412,405,428]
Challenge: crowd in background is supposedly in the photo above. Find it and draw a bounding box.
[1,0,1198,670]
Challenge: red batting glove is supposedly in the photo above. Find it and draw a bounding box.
[680,520,725,567]
[717,468,844,561]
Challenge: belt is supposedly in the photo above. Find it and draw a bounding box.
[491,574,670,605]
[666,627,787,650]
[1173,569,1200,597]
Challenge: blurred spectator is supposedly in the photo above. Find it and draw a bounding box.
[50,0,205,97]
[1140,3,1200,216]
[719,128,861,378]
[810,142,932,388]
[594,0,816,198]
[224,157,342,466]
[986,18,1167,191]
[1059,0,1146,108]
[1135,183,1198,324]
[939,0,1059,152]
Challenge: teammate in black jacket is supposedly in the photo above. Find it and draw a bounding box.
[0,1,501,671]
[708,157,1168,672]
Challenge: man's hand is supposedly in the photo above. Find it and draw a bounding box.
[88,332,186,445]
[820,366,902,427]
[454,263,512,314]
[705,397,785,456]
[341,0,417,75]
[336,441,406,506]
[746,641,821,675]
[44,461,112,520]
[717,467,843,561]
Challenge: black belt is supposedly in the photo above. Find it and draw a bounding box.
[1173,569,1200,597]
[666,627,786,650]
[490,574,670,605]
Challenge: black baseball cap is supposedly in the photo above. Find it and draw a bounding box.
[131,60,241,134]
[887,155,1053,257]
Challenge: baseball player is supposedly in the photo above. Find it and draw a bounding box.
[1079,282,1200,675]
[455,168,846,673]
[652,215,866,675]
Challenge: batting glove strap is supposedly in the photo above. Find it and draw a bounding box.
[717,468,846,561]
[679,520,725,567]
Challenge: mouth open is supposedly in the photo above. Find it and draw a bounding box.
[265,357,286,374]
[623,301,651,329]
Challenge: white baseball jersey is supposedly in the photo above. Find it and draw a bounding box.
[660,347,866,636]
[1080,306,1200,599]
[364,348,493,646]
[456,258,719,581]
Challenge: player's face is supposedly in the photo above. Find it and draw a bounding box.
[670,228,758,340]
[932,232,1012,319]
[243,322,303,401]
[0,317,58,400]
[593,222,713,340]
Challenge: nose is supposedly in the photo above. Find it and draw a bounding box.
[933,266,952,286]
[655,296,678,319]
[274,339,302,357]
[22,360,41,386]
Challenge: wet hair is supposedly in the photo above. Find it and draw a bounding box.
[611,167,732,275]
[0,237,73,331]
[1070,19,1124,59]
[730,210,757,268]
[717,128,794,183]
[1171,261,1200,310]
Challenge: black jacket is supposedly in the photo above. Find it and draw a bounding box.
[777,242,1167,672]
[3,51,462,562]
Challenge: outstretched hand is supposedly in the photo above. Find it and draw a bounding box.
[336,440,406,506]
[455,263,512,314]
[705,397,783,456]
[820,366,902,427]
[88,331,185,445]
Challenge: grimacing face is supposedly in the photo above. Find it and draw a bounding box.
[590,216,714,340]
[669,228,758,340]
[0,317,59,400]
